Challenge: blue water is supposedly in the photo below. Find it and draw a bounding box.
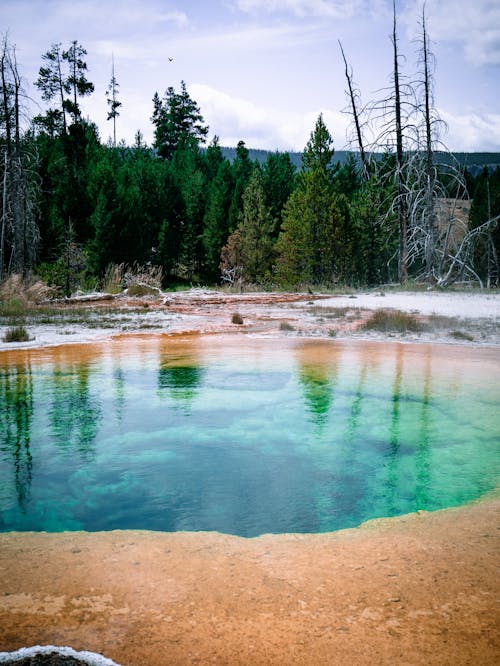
[0,335,498,536]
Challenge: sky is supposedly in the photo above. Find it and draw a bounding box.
[2,0,500,152]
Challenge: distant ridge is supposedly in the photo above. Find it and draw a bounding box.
[219,147,500,175]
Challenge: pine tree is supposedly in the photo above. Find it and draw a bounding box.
[63,41,94,124]
[262,151,296,236]
[220,167,275,284]
[202,159,233,278]
[276,115,349,286]
[34,43,69,134]
[35,41,94,132]
[106,56,121,147]
[228,140,253,232]
[470,167,500,286]
[152,81,208,160]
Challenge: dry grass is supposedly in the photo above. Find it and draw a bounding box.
[307,306,351,318]
[103,263,164,294]
[124,263,163,289]
[0,273,54,305]
[102,263,126,294]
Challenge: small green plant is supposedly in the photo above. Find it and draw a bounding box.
[0,297,26,318]
[280,321,295,331]
[328,329,337,337]
[3,325,31,342]
[231,312,244,325]
[450,330,474,342]
[362,309,424,333]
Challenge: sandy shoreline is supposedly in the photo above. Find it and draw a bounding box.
[0,290,499,664]
[0,495,498,665]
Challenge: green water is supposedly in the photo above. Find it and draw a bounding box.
[0,335,498,536]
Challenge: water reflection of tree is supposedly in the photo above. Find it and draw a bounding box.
[386,345,403,515]
[298,365,334,428]
[0,361,33,509]
[415,349,431,509]
[49,362,102,458]
[296,345,338,430]
[158,341,205,410]
[112,365,126,424]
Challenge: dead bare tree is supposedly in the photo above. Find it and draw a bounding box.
[338,40,368,180]
[0,35,39,280]
[390,0,409,283]
[339,2,498,288]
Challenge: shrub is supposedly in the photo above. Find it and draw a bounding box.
[127,284,159,297]
[123,262,163,289]
[450,330,474,342]
[231,312,244,325]
[362,309,424,333]
[3,325,31,342]
[280,321,295,331]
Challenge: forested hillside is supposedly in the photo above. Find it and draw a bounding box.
[219,147,500,176]
[1,29,499,294]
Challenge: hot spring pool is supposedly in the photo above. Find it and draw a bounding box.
[0,335,498,536]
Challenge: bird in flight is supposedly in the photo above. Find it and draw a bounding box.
[168,57,173,62]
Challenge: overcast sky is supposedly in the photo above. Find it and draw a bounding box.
[3,0,500,152]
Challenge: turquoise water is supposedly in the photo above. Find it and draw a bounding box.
[0,335,498,537]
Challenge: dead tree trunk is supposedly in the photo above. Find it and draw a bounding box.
[421,4,438,281]
[392,0,408,283]
[338,40,368,180]
[1,39,12,280]
[0,36,39,278]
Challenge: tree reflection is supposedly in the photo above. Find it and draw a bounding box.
[0,361,33,509]
[112,365,126,424]
[49,362,102,459]
[157,338,205,411]
[298,365,334,428]
[386,345,403,515]
[296,344,338,430]
[415,349,431,509]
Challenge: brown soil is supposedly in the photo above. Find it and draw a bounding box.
[1,496,498,666]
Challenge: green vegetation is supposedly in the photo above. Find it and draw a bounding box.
[1,29,499,293]
[362,309,425,334]
[231,312,244,325]
[450,330,474,342]
[3,325,31,342]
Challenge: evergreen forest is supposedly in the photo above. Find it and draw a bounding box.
[1,27,499,295]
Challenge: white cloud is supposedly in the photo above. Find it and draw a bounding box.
[190,83,349,150]
[233,0,364,19]
[439,109,500,152]
[57,0,189,29]
[402,0,500,66]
